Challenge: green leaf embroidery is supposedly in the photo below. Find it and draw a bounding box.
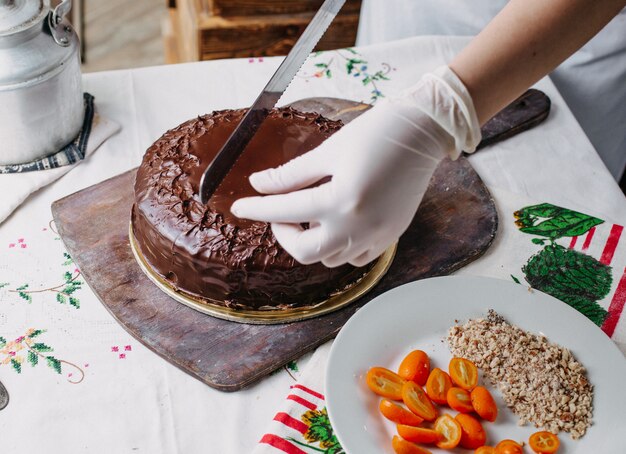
[28,329,44,338]
[523,244,611,326]
[62,280,82,295]
[300,408,343,452]
[0,283,9,289]
[9,265,82,306]
[562,295,609,326]
[18,291,32,303]
[286,360,298,373]
[69,297,80,309]
[11,359,21,373]
[346,58,364,75]
[1,329,83,382]
[325,69,332,78]
[515,203,604,240]
[515,203,564,218]
[370,93,384,103]
[46,357,62,374]
[521,215,603,239]
[511,275,521,284]
[62,252,73,266]
[374,71,390,81]
[31,343,53,353]
[532,238,546,245]
[315,62,328,68]
[307,423,334,445]
[0,337,5,348]
[15,283,32,302]
[27,350,38,367]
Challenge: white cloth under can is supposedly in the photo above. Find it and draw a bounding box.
[357,1,626,180]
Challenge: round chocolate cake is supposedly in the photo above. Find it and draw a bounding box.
[131,107,371,310]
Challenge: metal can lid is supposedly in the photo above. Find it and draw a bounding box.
[0,0,46,36]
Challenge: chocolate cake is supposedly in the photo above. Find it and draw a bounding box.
[131,108,371,310]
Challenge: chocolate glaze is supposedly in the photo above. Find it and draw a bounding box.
[132,108,371,310]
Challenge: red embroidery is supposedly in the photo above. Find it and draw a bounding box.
[581,227,596,251]
[287,394,317,410]
[600,225,623,265]
[259,434,307,454]
[273,412,308,434]
[602,267,626,337]
[290,384,325,400]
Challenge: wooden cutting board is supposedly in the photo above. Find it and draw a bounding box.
[52,92,549,391]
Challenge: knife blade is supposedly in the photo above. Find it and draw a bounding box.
[199,0,347,204]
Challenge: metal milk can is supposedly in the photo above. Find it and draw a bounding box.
[0,0,83,165]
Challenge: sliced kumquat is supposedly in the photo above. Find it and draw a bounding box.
[475,447,496,454]
[379,399,424,426]
[425,368,452,405]
[455,413,487,449]
[392,435,433,454]
[529,431,560,453]
[447,387,474,413]
[398,350,431,386]
[397,425,441,445]
[449,357,478,390]
[471,386,498,422]
[433,414,462,449]
[401,381,438,421]
[366,367,405,400]
[495,440,524,454]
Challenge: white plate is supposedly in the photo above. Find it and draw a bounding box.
[326,276,626,453]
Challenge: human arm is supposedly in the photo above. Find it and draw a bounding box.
[451,0,626,124]
[231,1,626,267]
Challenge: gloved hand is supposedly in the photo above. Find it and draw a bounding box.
[231,66,481,267]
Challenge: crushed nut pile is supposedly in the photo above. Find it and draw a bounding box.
[447,310,593,439]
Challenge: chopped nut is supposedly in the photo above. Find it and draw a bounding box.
[447,310,593,440]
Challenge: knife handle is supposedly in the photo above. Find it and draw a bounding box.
[473,88,551,152]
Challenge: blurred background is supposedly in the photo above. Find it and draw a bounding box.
[80,0,164,72]
[75,0,363,72]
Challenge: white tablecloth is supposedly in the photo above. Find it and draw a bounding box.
[0,36,624,453]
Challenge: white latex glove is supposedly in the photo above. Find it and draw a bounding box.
[231,66,481,267]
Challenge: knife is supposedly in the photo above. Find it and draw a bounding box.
[199,0,347,204]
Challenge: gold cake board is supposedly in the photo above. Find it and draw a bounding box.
[129,223,397,325]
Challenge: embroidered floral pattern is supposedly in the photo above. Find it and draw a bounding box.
[4,252,83,308]
[287,407,344,453]
[8,238,27,249]
[0,329,84,384]
[111,344,132,359]
[301,48,393,103]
